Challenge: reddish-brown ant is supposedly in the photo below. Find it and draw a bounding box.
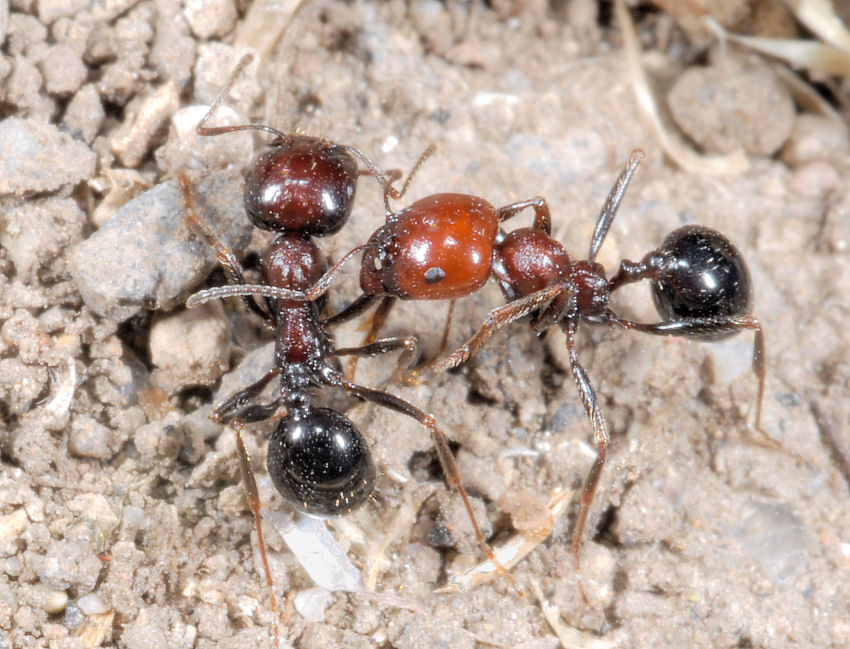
[180,55,501,640]
[427,150,767,599]
[322,176,555,374]
[261,149,767,600]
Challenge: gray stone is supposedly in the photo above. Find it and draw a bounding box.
[68,170,250,321]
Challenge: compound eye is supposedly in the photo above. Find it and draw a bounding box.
[267,408,376,517]
[651,225,752,328]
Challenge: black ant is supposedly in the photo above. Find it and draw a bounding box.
[180,55,498,641]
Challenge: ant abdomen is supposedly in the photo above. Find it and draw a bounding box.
[651,225,753,338]
[244,135,358,235]
[267,408,376,517]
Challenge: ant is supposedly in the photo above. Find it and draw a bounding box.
[428,150,767,599]
[323,167,554,375]
[180,55,498,641]
[261,148,767,600]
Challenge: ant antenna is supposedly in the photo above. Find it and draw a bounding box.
[587,150,645,262]
[195,54,290,141]
[381,144,437,216]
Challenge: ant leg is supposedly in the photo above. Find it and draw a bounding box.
[179,173,272,322]
[211,367,279,423]
[404,300,458,379]
[587,150,645,262]
[562,320,609,605]
[232,419,284,645]
[333,335,420,371]
[323,293,381,327]
[433,285,565,372]
[607,313,768,439]
[345,296,397,381]
[496,197,552,235]
[321,369,509,580]
[436,299,456,358]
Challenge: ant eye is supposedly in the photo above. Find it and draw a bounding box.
[424,267,446,284]
[652,225,752,331]
[267,408,375,517]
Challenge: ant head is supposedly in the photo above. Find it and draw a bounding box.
[244,135,358,236]
[267,407,376,517]
[651,225,752,339]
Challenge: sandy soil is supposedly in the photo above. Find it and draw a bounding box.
[1,1,849,648]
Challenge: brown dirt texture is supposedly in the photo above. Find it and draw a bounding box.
[1,1,849,648]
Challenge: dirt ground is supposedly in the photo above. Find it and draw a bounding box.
[1,1,850,648]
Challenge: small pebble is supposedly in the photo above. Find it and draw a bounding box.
[0,196,86,281]
[149,301,231,392]
[149,0,196,88]
[76,593,108,616]
[33,586,68,614]
[40,43,87,95]
[63,600,86,631]
[294,587,332,622]
[62,83,105,144]
[1,556,23,578]
[68,169,250,321]
[0,117,96,196]
[781,113,850,167]
[0,509,28,554]
[667,59,795,156]
[183,0,237,39]
[110,81,180,167]
[68,414,113,460]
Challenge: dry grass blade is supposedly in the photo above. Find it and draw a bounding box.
[782,0,850,52]
[614,0,750,175]
[530,580,616,649]
[435,488,572,593]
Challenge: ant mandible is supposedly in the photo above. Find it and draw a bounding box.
[180,55,499,640]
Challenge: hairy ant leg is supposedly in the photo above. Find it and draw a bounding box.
[496,196,552,235]
[320,369,511,580]
[607,314,767,435]
[231,418,286,640]
[180,172,273,321]
[561,321,608,605]
[434,284,565,371]
[210,367,280,423]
